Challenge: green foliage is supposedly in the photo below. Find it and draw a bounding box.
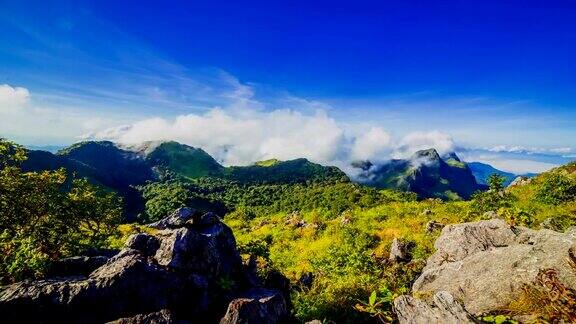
[226,200,455,323]
[478,314,517,324]
[8,137,576,322]
[487,174,506,191]
[142,182,190,221]
[237,238,272,261]
[354,289,395,322]
[0,139,122,283]
[224,161,576,322]
[470,188,515,216]
[254,159,280,167]
[535,172,576,205]
[224,158,348,184]
[139,176,413,222]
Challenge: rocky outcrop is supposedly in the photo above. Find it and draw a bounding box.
[425,220,444,233]
[0,208,290,323]
[400,219,576,316]
[507,176,532,188]
[148,207,196,229]
[394,291,474,324]
[107,309,181,324]
[219,289,288,324]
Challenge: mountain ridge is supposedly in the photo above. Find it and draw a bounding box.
[24,140,512,210]
[22,140,349,218]
[352,149,486,200]
[467,161,537,186]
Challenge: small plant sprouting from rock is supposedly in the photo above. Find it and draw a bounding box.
[354,289,395,323]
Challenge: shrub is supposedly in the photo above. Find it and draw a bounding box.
[535,173,576,205]
[0,139,122,283]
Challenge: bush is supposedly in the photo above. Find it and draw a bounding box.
[535,173,576,205]
[0,139,122,283]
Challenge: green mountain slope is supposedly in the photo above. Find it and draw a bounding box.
[225,158,348,184]
[144,141,224,179]
[58,141,156,187]
[23,141,350,219]
[353,149,485,200]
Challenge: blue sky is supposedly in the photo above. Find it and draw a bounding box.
[0,0,574,172]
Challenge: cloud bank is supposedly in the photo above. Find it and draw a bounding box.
[1,83,571,174]
[89,107,457,167]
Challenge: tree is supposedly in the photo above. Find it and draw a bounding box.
[487,174,505,191]
[0,139,122,283]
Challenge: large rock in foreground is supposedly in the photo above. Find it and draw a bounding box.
[0,208,290,323]
[410,219,576,315]
[394,291,473,324]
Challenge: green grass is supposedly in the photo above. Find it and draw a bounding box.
[223,164,576,323]
[445,158,467,168]
[254,159,281,167]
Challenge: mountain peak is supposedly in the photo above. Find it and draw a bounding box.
[412,148,440,160]
[442,151,462,162]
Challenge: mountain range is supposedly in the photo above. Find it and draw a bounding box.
[21,140,528,215]
[351,149,487,200]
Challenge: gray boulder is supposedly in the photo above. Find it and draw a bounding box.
[125,233,160,257]
[220,289,288,324]
[186,211,220,227]
[412,219,576,315]
[425,220,444,233]
[507,176,532,188]
[0,249,205,323]
[0,208,246,323]
[0,207,288,323]
[389,238,414,262]
[107,309,184,324]
[148,207,196,229]
[394,291,473,324]
[154,223,242,279]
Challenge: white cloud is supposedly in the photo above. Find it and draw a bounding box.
[91,105,463,169]
[394,131,455,158]
[550,147,572,154]
[350,127,392,161]
[92,108,346,166]
[0,84,132,144]
[0,84,30,110]
[2,83,567,177]
[488,145,530,153]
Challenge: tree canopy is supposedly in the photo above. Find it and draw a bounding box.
[0,139,122,283]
